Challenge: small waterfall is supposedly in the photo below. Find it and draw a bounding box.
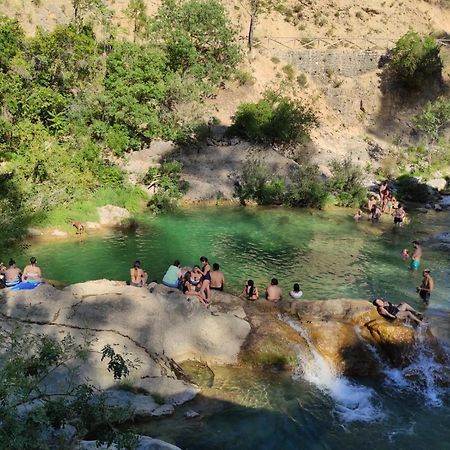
[283,317,384,424]
[383,327,449,407]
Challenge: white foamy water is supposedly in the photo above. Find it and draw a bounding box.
[383,327,448,407]
[283,317,384,424]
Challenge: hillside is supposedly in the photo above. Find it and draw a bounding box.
[2,0,449,172]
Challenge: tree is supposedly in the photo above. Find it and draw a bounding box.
[388,31,443,89]
[125,0,150,42]
[71,0,109,29]
[414,96,450,143]
[0,326,138,449]
[0,16,24,71]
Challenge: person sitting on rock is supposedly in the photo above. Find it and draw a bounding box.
[289,283,303,299]
[162,260,182,288]
[240,279,259,301]
[182,271,209,305]
[22,256,43,283]
[372,298,423,325]
[129,260,148,287]
[5,259,22,287]
[266,278,282,303]
[210,263,225,291]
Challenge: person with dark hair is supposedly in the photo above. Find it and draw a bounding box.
[410,240,422,270]
[162,260,182,288]
[22,257,42,282]
[373,298,423,324]
[370,204,382,221]
[199,256,211,300]
[394,204,406,226]
[210,263,225,291]
[240,279,259,301]
[417,269,433,304]
[289,283,303,299]
[182,271,209,305]
[266,278,282,303]
[129,260,148,287]
[5,259,22,287]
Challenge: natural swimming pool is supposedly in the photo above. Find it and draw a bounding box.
[21,206,450,449]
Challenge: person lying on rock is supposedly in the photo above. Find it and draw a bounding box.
[372,298,424,325]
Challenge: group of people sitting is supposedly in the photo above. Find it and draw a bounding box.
[240,279,303,303]
[354,181,407,226]
[0,257,43,289]
[130,257,225,306]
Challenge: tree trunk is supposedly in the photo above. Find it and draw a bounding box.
[248,12,256,50]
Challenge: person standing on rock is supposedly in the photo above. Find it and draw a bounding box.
[129,260,148,287]
[199,256,211,300]
[417,269,433,305]
[210,263,225,291]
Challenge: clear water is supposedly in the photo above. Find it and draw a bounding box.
[18,206,450,449]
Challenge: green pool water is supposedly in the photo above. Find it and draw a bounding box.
[21,206,450,312]
[17,206,450,449]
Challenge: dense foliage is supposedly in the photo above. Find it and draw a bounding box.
[388,31,443,88]
[238,158,366,208]
[0,326,138,449]
[143,161,189,212]
[230,93,318,145]
[0,3,239,240]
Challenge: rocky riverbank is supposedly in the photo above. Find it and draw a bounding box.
[0,281,447,448]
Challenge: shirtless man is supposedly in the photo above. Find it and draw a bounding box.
[373,298,423,325]
[266,278,282,303]
[5,259,22,287]
[410,240,422,270]
[210,263,225,291]
[394,204,406,226]
[417,269,433,304]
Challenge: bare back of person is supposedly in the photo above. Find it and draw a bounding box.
[266,285,282,302]
[23,264,42,282]
[211,270,224,290]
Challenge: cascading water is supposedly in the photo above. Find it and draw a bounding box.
[283,317,384,424]
[382,326,449,407]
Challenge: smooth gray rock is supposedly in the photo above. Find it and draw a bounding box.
[96,205,131,227]
[101,390,159,418]
[78,435,181,450]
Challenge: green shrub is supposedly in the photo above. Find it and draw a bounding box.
[231,93,318,145]
[388,31,443,88]
[285,165,329,208]
[413,96,450,143]
[143,160,188,212]
[0,17,24,70]
[327,158,367,207]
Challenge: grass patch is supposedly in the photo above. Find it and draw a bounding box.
[31,187,147,229]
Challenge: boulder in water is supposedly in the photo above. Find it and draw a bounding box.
[96,205,131,227]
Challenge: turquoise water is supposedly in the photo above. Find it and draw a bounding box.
[21,206,450,312]
[18,206,450,449]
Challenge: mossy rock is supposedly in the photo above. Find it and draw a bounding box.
[179,360,215,388]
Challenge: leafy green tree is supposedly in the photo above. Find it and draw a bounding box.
[125,0,150,42]
[389,31,443,88]
[71,0,109,29]
[0,326,138,449]
[414,96,450,143]
[152,0,240,83]
[0,16,24,70]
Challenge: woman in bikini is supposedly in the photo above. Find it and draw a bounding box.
[129,260,148,287]
[22,257,43,282]
[199,256,211,301]
[182,271,209,305]
[240,279,259,301]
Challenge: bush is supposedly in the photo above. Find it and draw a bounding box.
[231,93,318,145]
[285,165,329,208]
[143,160,188,212]
[327,158,367,207]
[388,31,442,88]
[0,17,24,70]
[413,96,450,143]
